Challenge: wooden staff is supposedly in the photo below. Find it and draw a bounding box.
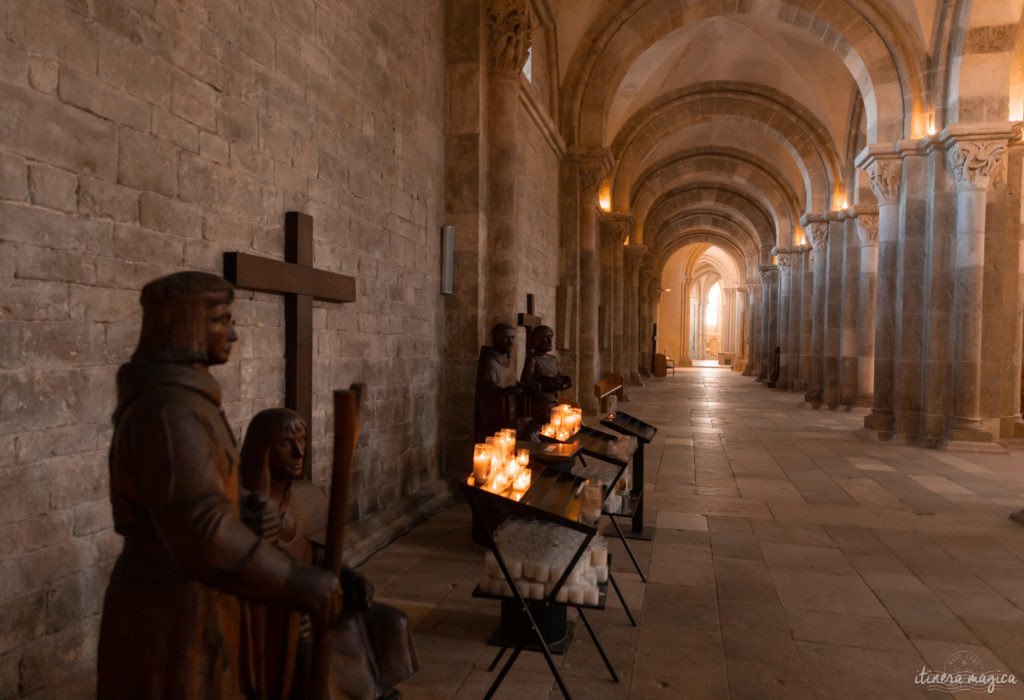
[310,384,364,700]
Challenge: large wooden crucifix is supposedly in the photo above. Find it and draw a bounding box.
[516,293,542,335]
[224,211,356,477]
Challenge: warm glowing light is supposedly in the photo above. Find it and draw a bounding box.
[834,197,848,212]
[598,190,611,212]
[926,113,936,136]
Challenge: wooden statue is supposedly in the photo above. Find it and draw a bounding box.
[475,323,519,442]
[97,271,342,699]
[520,325,571,420]
[240,408,419,699]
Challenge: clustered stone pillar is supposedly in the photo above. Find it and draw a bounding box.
[943,136,1008,442]
[574,154,609,413]
[804,218,829,403]
[757,265,775,380]
[679,276,693,366]
[773,248,802,389]
[798,246,814,391]
[611,224,627,381]
[638,265,654,375]
[734,286,748,371]
[744,278,761,376]
[855,213,878,405]
[858,153,902,435]
[484,0,531,328]
[624,245,646,384]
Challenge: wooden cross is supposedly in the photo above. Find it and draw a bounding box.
[516,293,542,333]
[224,211,356,477]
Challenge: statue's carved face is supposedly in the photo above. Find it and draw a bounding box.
[269,424,306,480]
[535,328,553,353]
[205,302,237,365]
[495,328,516,355]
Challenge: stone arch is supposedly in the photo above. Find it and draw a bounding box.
[561,0,926,145]
[634,171,786,250]
[650,221,754,280]
[626,148,802,244]
[643,191,771,263]
[943,0,1024,124]
[608,84,840,212]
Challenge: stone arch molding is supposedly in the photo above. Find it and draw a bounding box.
[561,0,927,146]
[628,149,802,245]
[652,229,751,282]
[643,189,772,261]
[610,83,841,213]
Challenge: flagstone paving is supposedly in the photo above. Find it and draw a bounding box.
[360,367,1024,699]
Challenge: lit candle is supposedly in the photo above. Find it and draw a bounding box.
[516,449,529,467]
[473,443,491,482]
[556,429,570,442]
[541,424,556,438]
[513,469,530,491]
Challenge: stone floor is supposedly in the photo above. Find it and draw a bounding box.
[361,366,1024,699]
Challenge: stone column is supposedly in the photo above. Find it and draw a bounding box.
[943,136,1008,442]
[638,265,654,376]
[823,216,844,408]
[744,278,761,376]
[602,213,631,379]
[485,0,531,328]
[787,252,804,390]
[572,153,610,413]
[734,287,748,371]
[772,249,794,389]
[855,213,878,405]
[612,238,625,379]
[679,276,693,367]
[649,277,662,368]
[624,245,646,383]
[798,246,813,391]
[758,266,774,380]
[839,214,862,406]
[857,152,902,434]
[723,286,736,354]
[804,218,829,403]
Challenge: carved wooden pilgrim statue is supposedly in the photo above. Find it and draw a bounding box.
[520,325,571,407]
[240,408,419,699]
[474,323,519,442]
[97,271,342,698]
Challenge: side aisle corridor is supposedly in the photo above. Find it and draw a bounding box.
[362,367,1024,699]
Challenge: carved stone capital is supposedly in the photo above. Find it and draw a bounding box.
[757,266,775,286]
[804,221,829,251]
[487,0,533,73]
[578,161,606,200]
[857,215,878,247]
[864,159,902,205]
[624,244,647,261]
[601,213,633,245]
[746,279,761,298]
[946,139,1007,191]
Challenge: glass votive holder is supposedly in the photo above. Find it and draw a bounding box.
[473,443,491,482]
[516,448,529,467]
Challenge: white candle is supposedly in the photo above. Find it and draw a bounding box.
[473,443,491,481]
[584,588,599,606]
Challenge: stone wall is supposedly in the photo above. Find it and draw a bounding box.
[0,0,446,694]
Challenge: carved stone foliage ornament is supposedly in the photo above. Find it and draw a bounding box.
[487,0,533,73]
[758,268,774,286]
[746,279,761,298]
[578,160,606,200]
[804,222,829,251]
[857,215,879,247]
[946,140,1007,190]
[603,217,631,245]
[865,159,902,205]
